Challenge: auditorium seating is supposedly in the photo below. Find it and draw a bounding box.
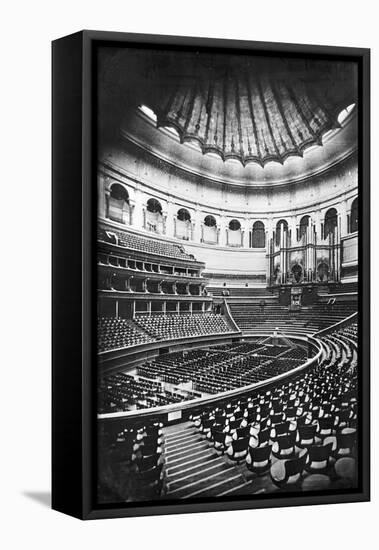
[98,225,195,261]
[98,317,154,352]
[98,321,358,500]
[98,372,197,413]
[98,313,236,352]
[187,322,358,493]
[97,419,165,502]
[134,313,233,340]
[229,301,357,335]
[99,341,308,412]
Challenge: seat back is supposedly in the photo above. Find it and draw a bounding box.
[285,452,307,478]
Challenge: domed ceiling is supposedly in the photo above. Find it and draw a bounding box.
[98,49,358,184]
[149,58,356,167]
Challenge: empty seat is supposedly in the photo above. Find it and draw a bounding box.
[246,444,273,474]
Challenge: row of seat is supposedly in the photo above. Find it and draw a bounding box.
[98,226,195,261]
[229,302,357,334]
[98,317,154,352]
[136,342,306,401]
[98,372,198,413]
[188,322,358,491]
[98,420,166,502]
[98,320,358,502]
[134,313,233,340]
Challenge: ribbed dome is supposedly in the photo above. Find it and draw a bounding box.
[147,57,356,167]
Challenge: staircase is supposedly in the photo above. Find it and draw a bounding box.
[163,422,252,499]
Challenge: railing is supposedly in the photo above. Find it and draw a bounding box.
[314,312,358,337]
[223,298,241,332]
[98,334,323,424]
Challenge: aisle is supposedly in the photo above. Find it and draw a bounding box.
[163,422,252,499]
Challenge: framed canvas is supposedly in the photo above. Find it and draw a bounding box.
[52,30,370,520]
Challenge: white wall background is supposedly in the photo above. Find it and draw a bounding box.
[1,1,377,548]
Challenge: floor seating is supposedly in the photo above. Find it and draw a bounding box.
[187,321,358,492]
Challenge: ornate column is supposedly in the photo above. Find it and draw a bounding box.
[142,278,149,293]
[218,216,227,246]
[340,199,349,238]
[193,208,202,242]
[128,201,135,226]
[132,188,145,229]
[165,199,175,237]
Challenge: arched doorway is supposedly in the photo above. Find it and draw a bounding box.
[227,219,242,247]
[203,214,217,244]
[251,221,265,248]
[324,208,338,239]
[176,208,192,240]
[146,198,163,233]
[108,183,130,224]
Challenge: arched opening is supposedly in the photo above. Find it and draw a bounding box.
[108,183,130,224]
[229,219,241,231]
[324,208,338,239]
[146,198,163,233]
[299,215,310,240]
[204,215,216,227]
[228,219,242,247]
[275,219,288,247]
[176,208,192,240]
[202,215,217,244]
[350,198,358,233]
[317,262,329,282]
[251,221,265,248]
[147,198,162,214]
[177,208,191,222]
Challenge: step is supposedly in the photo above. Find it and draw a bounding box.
[166,451,220,475]
[182,473,244,499]
[165,440,208,459]
[168,462,231,496]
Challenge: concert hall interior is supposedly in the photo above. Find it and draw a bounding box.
[96,47,359,504]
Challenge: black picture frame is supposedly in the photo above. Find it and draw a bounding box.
[52,30,370,520]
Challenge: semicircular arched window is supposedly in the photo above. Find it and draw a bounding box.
[110,183,129,202]
[147,198,162,214]
[251,221,265,248]
[204,215,217,227]
[177,208,191,222]
[229,219,241,231]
